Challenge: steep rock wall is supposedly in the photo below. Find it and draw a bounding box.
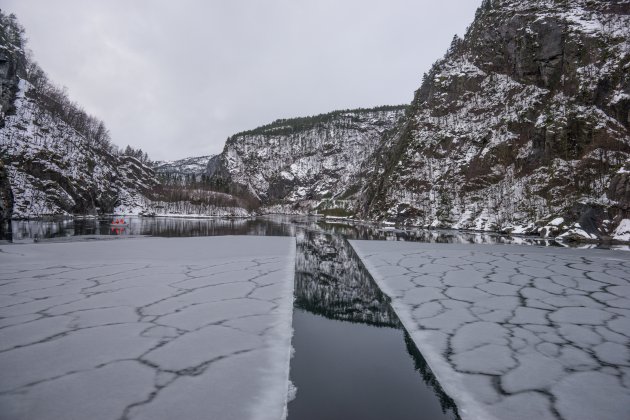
[361,0,630,239]
[209,107,407,207]
[0,12,158,219]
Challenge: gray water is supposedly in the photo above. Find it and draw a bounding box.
[3,215,613,419]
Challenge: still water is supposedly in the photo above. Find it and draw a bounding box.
[2,215,610,419]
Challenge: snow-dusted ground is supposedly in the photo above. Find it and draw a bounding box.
[350,241,630,420]
[0,236,295,420]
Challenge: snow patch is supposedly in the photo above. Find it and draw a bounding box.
[613,219,630,242]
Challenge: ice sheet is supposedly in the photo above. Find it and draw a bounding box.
[350,241,630,420]
[0,236,296,420]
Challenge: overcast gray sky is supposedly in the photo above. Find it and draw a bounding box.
[2,0,480,161]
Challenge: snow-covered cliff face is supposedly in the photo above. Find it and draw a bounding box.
[0,16,23,123]
[0,14,22,225]
[209,107,407,206]
[361,0,630,239]
[0,80,157,218]
[153,155,217,183]
[0,13,157,219]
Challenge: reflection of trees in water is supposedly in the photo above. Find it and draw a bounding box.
[9,216,296,240]
[0,221,11,240]
[125,216,297,237]
[10,219,77,240]
[404,332,461,419]
[10,215,561,248]
[136,217,253,237]
[294,230,400,327]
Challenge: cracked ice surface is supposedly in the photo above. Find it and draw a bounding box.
[0,236,296,420]
[350,241,630,420]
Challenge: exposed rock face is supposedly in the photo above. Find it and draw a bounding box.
[360,0,630,238]
[209,107,407,207]
[0,12,158,219]
[205,154,221,177]
[0,14,24,125]
[0,160,13,227]
[608,168,630,212]
[1,14,22,225]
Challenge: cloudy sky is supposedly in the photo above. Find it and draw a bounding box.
[3,0,480,161]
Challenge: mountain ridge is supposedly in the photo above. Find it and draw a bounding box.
[153,154,217,184]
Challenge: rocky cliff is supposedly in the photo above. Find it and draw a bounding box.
[153,154,217,183]
[0,160,12,231]
[0,11,158,219]
[209,106,407,212]
[360,0,630,240]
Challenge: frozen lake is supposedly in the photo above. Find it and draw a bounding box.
[1,216,628,419]
[1,217,464,420]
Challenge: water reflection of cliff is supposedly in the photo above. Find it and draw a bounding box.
[404,332,459,417]
[315,220,560,246]
[294,230,400,327]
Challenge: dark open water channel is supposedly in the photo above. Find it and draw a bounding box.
[3,215,613,419]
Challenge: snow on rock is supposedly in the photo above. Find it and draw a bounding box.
[557,222,599,242]
[613,219,630,242]
[0,15,160,220]
[153,155,217,183]
[0,236,296,420]
[209,107,407,205]
[350,240,630,420]
[0,77,158,218]
[360,0,630,240]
